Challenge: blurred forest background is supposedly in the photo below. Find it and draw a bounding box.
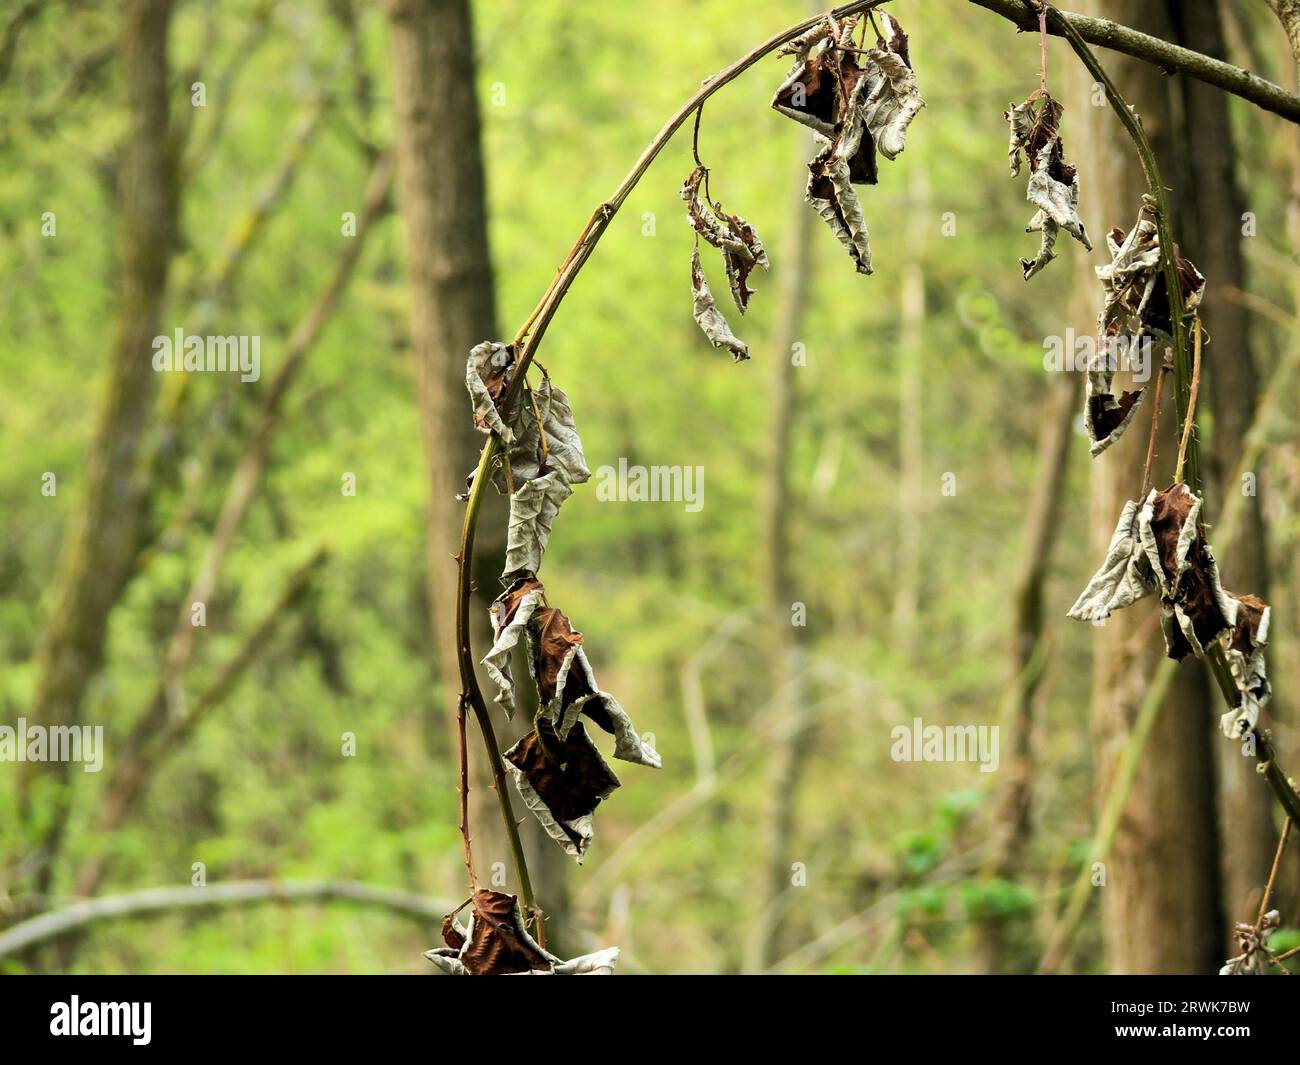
[2,0,1300,975]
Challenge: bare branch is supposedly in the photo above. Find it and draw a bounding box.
[0,880,453,959]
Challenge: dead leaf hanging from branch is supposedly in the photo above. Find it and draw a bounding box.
[1065,498,1157,622]
[772,11,924,276]
[1138,482,1237,661]
[504,719,621,864]
[690,246,751,361]
[1004,92,1091,280]
[1221,593,1272,739]
[426,889,619,974]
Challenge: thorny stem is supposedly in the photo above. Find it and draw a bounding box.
[1173,316,1202,485]
[457,695,476,887]
[1037,4,1049,96]
[456,443,537,919]
[1138,364,1167,500]
[1257,817,1291,929]
[451,0,892,933]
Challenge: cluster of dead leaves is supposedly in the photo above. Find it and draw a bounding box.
[1067,482,1272,737]
[465,341,591,581]
[1085,197,1206,456]
[426,889,619,975]
[481,575,660,863]
[771,10,923,276]
[682,164,769,361]
[1004,91,1090,280]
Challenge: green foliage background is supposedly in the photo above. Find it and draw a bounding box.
[1,0,1297,974]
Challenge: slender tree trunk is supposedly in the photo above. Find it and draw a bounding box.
[17,0,178,901]
[386,0,496,720]
[385,0,568,937]
[1073,0,1222,974]
[1167,0,1279,930]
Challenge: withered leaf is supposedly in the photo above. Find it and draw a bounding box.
[1220,911,1279,976]
[498,375,591,488]
[858,28,924,161]
[680,165,770,316]
[1221,593,1271,738]
[431,889,551,975]
[465,373,592,502]
[806,140,872,275]
[525,605,661,768]
[504,720,620,864]
[772,22,842,136]
[773,12,921,275]
[1004,93,1090,279]
[482,576,545,717]
[690,246,750,361]
[425,889,620,975]
[503,471,573,581]
[1138,483,1237,660]
[1084,353,1145,458]
[465,341,517,442]
[1096,196,1205,342]
[1066,499,1157,622]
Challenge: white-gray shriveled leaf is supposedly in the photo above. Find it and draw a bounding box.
[503,471,573,581]
[1066,499,1157,622]
[1221,596,1271,739]
[690,246,750,361]
[806,139,872,275]
[478,374,591,496]
[859,45,924,161]
[481,578,545,718]
[1220,912,1279,976]
[1006,100,1035,177]
[1022,144,1090,280]
[1084,345,1145,457]
[1096,196,1206,341]
[778,14,835,59]
[465,341,516,443]
[1004,94,1090,280]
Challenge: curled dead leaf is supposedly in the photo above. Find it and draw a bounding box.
[465,341,517,442]
[1004,92,1090,279]
[1221,593,1271,739]
[1066,498,1157,622]
[690,246,750,361]
[1138,483,1237,660]
[426,889,619,975]
[504,720,620,863]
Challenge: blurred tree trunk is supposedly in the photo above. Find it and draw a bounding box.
[17,0,178,901]
[1167,0,1280,931]
[1072,0,1223,974]
[385,0,568,941]
[744,142,815,974]
[976,375,1076,972]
